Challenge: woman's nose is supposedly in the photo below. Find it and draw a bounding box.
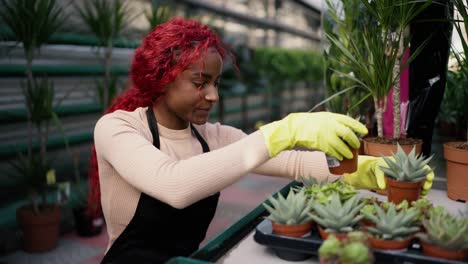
[204,83,219,102]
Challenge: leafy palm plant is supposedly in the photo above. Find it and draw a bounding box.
[321,0,374,117]
[145,0,173,30]
[0,0,64,84]
[323,0,431,138]
[75,0,135,110]
[0,0,65,213]
[0,0,64,157]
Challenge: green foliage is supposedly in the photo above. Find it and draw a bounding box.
[302,178,357,204]
[252,48,323,89]
[380,144,432,182]
[323,0,431,137]
[74,0,134,46]
[262,188,314,225]
[322,0,374,116]
[145,0,173,30]
[441,0,468,131]
[319,231,372,264]
[309,194,364,233]
[95,74,120,109]
[23,78,55,127]
[438,71,463,124]
[364,202,420,240]
[418,211,468,250]
[10,153,49,200]
[0,0,65,60]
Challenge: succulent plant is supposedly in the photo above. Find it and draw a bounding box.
[341,241,372,264]
[417,212,468,250]
[363,203,420,240]
[309,194,364,233]
[262,188,314,225]
[319,234,342,260]
[380,144,433,182]
[302,177,357,204]
[381,200,409,211]
[411,198,433,221]
[319,231,372,264]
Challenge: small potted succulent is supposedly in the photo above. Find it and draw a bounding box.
[416,210,468,261]
[362,203,420,250]
[319,231,373,264]
[309,194,364,241]
[263,188,314,237]
[380,144,433,204]
[301,177,357,205]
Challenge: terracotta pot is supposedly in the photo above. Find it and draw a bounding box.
[444,142,468,202]
[16,204,61,253]
[360,219,376,230]
[363,138,422,157]
[359,139,366,155]
[328,148,359,174]
[317,225,348,241]
[272,221,312,237]
[385,177,422,205]
[368,235,413,250]
[419,240,467,261]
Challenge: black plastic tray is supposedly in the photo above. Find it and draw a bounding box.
[254,219,468,263]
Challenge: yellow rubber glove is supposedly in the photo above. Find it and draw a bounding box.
[259,112,368,160]
[343,155,434,196]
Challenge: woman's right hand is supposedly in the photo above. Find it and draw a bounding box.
[259,112,368,160]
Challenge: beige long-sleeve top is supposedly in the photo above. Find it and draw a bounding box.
[94,107,338,249]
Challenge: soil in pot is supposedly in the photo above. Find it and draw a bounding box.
[16,204,61,253]
[317,225,348,241]
[444,141,468,202]
[368,235,413,251]
[328,147,359,175]
[419,240,467,261]
[364,137,422,157]
[386,177,422,205]
[271,221,312,237]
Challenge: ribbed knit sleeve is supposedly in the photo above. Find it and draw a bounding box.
[94,112,271,209]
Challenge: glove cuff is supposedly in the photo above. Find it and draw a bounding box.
[259,120,292,157]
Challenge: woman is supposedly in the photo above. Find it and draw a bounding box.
[90,18,432,263]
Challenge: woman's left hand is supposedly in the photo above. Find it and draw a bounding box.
[343,155,434,196]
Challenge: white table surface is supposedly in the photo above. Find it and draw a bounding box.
[218,189,467,264]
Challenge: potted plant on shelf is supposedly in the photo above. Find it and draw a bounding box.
[443,0,468,202]
[309,194,364,241]
[262,188,314,237]
[362,202,420,251]
[319,231,373,264]
[324,0,432,156]
[380,144,432,204]
[0,0,66,252]
[416,209,468,261]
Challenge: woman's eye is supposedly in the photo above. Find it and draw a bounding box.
[194,82,204,88]
[214,81,220,87]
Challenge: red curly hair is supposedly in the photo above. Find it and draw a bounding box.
[88,17,237,214]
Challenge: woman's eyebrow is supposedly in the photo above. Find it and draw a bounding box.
[191,72,212,79]
[191,72,221,80]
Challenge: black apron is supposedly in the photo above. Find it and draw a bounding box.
[101,107,220,263]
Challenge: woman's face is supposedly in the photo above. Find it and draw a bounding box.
[155,48,223,129]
